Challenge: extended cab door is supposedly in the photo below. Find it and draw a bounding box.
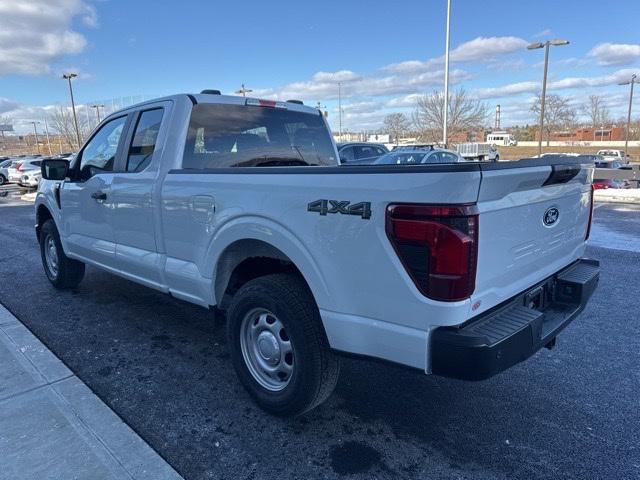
[110,104,169,287]
[61,114,129,267]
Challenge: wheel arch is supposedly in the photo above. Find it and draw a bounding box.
[35,203,54,240]
[213,239,319,311]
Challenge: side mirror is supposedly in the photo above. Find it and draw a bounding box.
[41,159,69,180]
[339,156,347,164]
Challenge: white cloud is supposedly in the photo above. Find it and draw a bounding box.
[588,43,640,66]
[0,97,20,114]
[339,101,382,114]
[474,81,539,99]
[385,94,423,108]
[259,68,472,102]
[385,36,528,74]
[532,29,552,39]
[0,0,96,76]
[548,68,638,89]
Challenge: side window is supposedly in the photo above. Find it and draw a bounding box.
[440,152,459,163]
[376,147,387,156]
[354,146,376,159]
[80,116,126,178]
[340,147,355,162]
[127,109,164,172]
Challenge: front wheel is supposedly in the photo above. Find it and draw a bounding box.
[227,273,340,416]
[0,174,6,185]
[39,219,85,289]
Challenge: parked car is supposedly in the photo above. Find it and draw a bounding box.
[20,169,42,188]
[593,178,626,189]
[374,146,466,165]
[8,158,43,183]
[0,159,12,185]
[36,92,599,416]
[337,142,388,165]
[597,149,629,164]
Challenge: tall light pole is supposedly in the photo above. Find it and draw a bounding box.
[338,82,343,140]
[63,73,82,149]
[91,104,104,124]
[42,116,52,155]
[30,121,40,154]
[442,0,452,147]
[235,84,253,97]
[619,73,637,160]
[527,39,570,156]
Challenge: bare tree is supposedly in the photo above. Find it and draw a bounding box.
[530,94,577,146]
[583,95,610,128]
[383,113,410,144]
[413,88,487,143]
[48,106,90,149]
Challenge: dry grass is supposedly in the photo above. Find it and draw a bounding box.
[499,145,640,161]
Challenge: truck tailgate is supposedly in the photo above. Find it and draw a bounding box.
[471,159,593,316]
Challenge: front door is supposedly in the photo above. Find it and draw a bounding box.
[61,115,128,267]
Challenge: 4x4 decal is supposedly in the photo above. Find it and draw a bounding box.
[307,199,371,220]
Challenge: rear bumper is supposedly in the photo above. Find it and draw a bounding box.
[431,258,599,380]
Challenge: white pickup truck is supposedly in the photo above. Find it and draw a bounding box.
[36,93,599,416]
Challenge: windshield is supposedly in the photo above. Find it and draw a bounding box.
[183,104,337,168]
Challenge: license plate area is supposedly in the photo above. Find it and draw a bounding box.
[523,278,554,310]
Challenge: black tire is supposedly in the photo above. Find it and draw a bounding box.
[0,174,6,185]
[227,273,340,416]
[39,219,85,289]
[494,155,499,162]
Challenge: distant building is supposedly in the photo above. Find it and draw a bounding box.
[535,126,626,142]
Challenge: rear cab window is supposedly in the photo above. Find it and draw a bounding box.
[182,103,337,169]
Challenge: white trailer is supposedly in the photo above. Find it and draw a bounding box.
[456,143,499,161]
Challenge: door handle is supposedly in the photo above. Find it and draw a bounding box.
[91,190,107,201]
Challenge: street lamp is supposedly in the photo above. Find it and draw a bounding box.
[619,73,637,160]
[527,39,570,156]
[29,121,40,155]
[235,84,253,97]
[442,0,452,147]
[338,82,343,140]
[62,73,82,149]
[91,104,105,124]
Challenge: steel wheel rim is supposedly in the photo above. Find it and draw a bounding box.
[44,234,59,277]
[239,308,294,392]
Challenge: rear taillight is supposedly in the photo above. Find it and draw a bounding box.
[17,163,23,171]
[386,204,479,302]
[586,184,595,240]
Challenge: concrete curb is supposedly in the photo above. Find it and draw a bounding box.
[0,303,184,480]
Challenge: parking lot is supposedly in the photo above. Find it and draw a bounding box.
[0,196,639,480]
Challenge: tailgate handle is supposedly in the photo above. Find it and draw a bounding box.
[543,165,581,186]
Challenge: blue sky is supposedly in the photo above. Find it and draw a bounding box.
[1,0,639,133]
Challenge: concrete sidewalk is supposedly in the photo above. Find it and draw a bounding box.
[0,304,183,480]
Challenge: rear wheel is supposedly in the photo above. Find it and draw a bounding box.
[0,174,6,185]
[39,219,85,289]
[227,273,340,416]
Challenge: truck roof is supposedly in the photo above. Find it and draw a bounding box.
[111,93,320,117]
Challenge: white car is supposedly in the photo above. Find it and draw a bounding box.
[35,92,600,416]
[0,159,12,185]
[8,157,42,183]
[20,169,42,188]
[597,150,628,164]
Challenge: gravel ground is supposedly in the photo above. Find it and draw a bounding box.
[0,201,638,480]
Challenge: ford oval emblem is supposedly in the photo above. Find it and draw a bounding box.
[543,207,560,226]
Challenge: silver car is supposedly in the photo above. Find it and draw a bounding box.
[0,159,12,185]
[374,146,466,165]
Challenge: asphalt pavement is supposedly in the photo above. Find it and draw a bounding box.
[0,199,638,480]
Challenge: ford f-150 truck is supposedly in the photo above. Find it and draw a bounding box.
[36,92,599,416]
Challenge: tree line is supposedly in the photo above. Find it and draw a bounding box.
[381,90,639,144]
